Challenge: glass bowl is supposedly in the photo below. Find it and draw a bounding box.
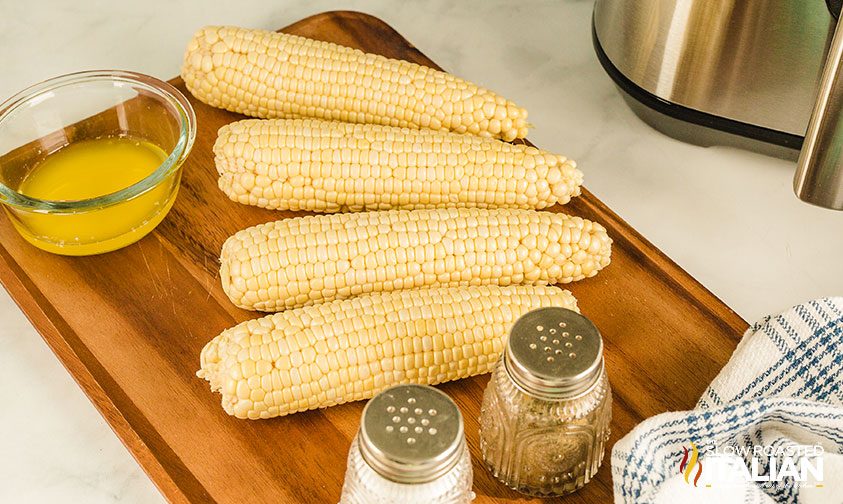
[0,70,196,256]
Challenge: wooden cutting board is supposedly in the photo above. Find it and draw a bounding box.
[0,11,747,504]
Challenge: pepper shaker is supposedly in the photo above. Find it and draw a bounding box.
[478,307,612,496]
[339,384,474,503]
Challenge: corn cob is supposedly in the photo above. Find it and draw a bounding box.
[214,118,583,212]
[181,26,530,141]
[221,208,611,312]
[199,284,578,419]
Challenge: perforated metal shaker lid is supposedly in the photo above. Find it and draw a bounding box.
[359,384,465,484]
[504,307,604,399]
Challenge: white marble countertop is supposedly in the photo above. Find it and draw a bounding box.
[2,0,840,501]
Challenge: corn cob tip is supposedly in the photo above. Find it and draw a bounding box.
[181,26,215,85]
[219,252,231,303]
[218,233,257,311]
[197,336,221,388]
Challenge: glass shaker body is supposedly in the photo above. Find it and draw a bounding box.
[339,384,474,504]
[478,307,612,497]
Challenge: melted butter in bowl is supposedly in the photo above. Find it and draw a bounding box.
[0,71,195,256]
[15,137,177,254]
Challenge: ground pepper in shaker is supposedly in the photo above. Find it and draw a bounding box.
[478,307,612,496]
[339,384,474,504]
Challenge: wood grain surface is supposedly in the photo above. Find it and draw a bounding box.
[0,11,748,503]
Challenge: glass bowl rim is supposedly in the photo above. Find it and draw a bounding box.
[0,69,196,213]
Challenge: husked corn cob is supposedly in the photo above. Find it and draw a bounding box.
[182,26,529,141]
[215,118,583,212]
[199,284,578,419]
[221,208,611,312]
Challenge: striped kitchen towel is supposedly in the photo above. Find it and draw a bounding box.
[612,298,843,504]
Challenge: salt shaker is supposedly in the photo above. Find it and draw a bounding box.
[479,307,612,496]
[339,384,474,504]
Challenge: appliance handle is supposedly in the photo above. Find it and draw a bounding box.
[794,17,843,210]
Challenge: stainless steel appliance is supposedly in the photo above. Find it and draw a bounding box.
[593,0,843,210]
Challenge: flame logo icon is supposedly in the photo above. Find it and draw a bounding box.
[679,442,703,486]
